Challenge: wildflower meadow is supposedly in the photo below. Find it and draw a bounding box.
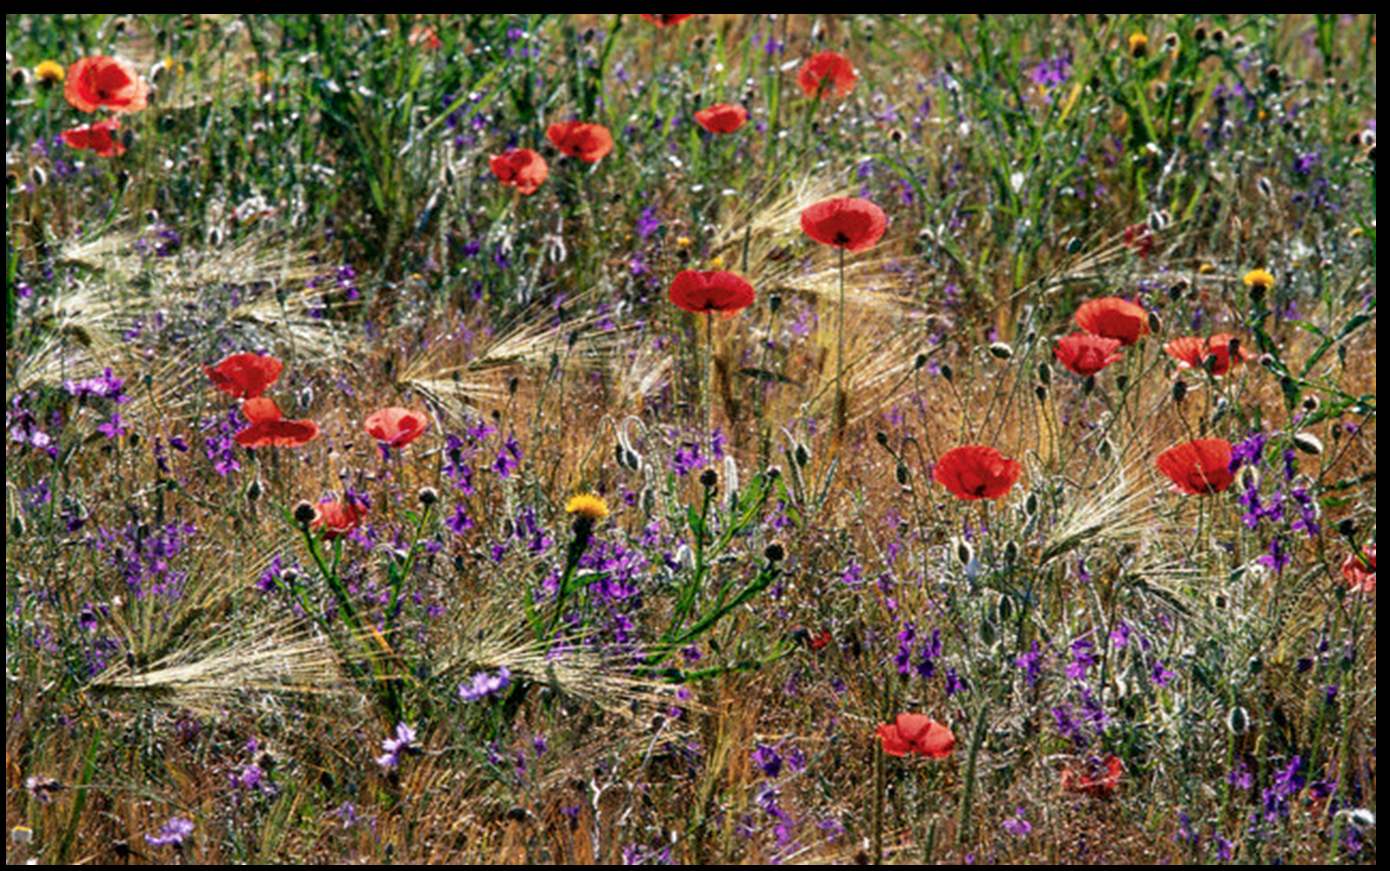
[5,13,1377,865]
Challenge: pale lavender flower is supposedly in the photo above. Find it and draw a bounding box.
[145,816,194,848]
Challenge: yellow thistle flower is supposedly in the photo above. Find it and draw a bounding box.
[708,255,725,269]
[34,60,65,84]
[1128,33,1150,58]
[1243,269,1275,293]
[675,236,693,249]
[565,493,610,523]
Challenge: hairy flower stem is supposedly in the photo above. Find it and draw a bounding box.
[706,311,715,441]
[547,517,596,638]
[835,245,848,437]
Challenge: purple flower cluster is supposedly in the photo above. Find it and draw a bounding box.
[458,667,511,703]
[375,722,417,770]
[145,816,194,848]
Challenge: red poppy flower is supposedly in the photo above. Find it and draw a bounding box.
[640,14,695,26]
[64,56,150,114]
[312,499,368,540]
[204,353,284,400]
[800,197,887,253]
[61,117,124,158]
[408,23,442,50]
[694,103,749,135]
[234,397,320,449]
[876,714,955,759]
[489,148,549,195]
[1054,333,1125,377]
[1341,545,1375,594]
[1074,297,1151,347]
[1156,438,1235,495]
[797,51,858,100]
[1122,223,1156,259]
[1163,335,1252,377]
[1062,754,1123,798]
[365,407,430,448]
[546,121,614,164]
[669,270,756,317]
[933,445,1023,501]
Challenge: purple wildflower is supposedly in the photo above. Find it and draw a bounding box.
[458,667,512,703]
[145,816,194,848]
[1002,808,1032,839]
[375,722,418,770]
[1015,641,1045,687]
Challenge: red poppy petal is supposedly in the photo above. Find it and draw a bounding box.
[1075,298,1150,346]
[243,397,284,424]
[669,270,756,316]
[1156,439,1235,495]
[934,446,1022,501]
[876,724,910,757]
[800,197,887,252]
[205,354,285,400]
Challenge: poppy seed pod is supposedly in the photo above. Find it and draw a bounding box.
[699,467,719,489]
[1292,433,1324,456]
[246,479,263,503]
[764,541,786,563]
[989,342,1014,360]
[418,487,439,507]
[293,501,318,527]
[1226,706,1250,735]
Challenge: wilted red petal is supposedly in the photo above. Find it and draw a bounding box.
[313,500,368,539]
[62,117,124,157]
[1156,439,1235,495]
[933,445,1022,501]
[490,148,549,195]
[800,197,887,253]
[640,14,695,26]
[669,270,756,317]
[205,354,285,400]
[878,714,954,759]
[1074,298,1150,346]
[235,418,320,449]
[1341,545,1376,594]
[694,103,748,135]
[1054,333,1124,377]
[1163,334,1250,377]
[547,121,614,164]
[242,397,284,424]
[65,56,149,114]
[797,51,857,100]
[408,24,442,50]
[365,407,430,448]
[1062,755,1124,798]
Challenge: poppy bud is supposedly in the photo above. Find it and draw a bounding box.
[1337,518,1357,541]
[1226,706,1250,735]
[1115,374,1129,392]
[888,127,906,144]
[280,567,300,587]
[989,342,1013,360]
[764,541,786,563]
[1237,465,1261,493]
[1172,380,1188,404]
[246,479,263,503]
[1347,809,1376,830]
[1025,492,1039,517]
[895,462,910,486]
[980,618,998,646]
[875,431,890,447]
[1368,144,1377,163]
[1265,64,1282,85]
[508,376,519,396]
[5,170,18,191]
[1247,655,1263,675]
[1035,384,1048,403]
[1004,541,1020,564]
[418,487,439,507]
[699,467,719,489]
[1163,33,1180,51]
[293,501,318,527]
[940,364,954,382]
[10,514,25,538]
[28,165,48,188]
[1147,311,1162,335]
[953,537,975,568]
[1292,433,1323,456]
[914,353,928,371]
[1211,29,1227,44]
[1193,24,1209,42]
[1036,362,1052,387]
[794,443,810,469]
[1066,237,1083,254]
